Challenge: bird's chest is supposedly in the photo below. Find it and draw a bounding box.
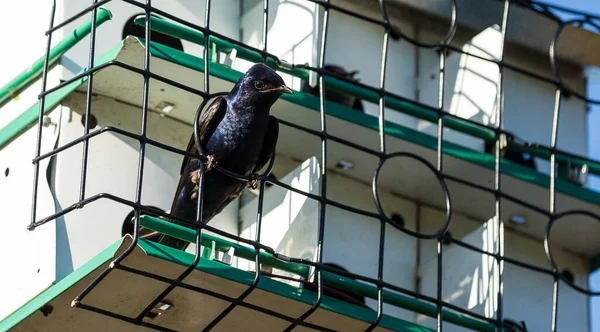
[206,113,267,171]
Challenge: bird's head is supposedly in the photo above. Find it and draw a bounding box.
[229,63,293,111]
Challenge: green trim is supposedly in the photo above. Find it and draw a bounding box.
[142,40,600,208]
[0,8,112,109]
[133,15,310,80]
[0,236,431,332]
[0,40,125,149]
[139,215,493,332]
[134,15,600,177]
[139,215,309,277]
[0,238,125,331]
[139,238,434,332]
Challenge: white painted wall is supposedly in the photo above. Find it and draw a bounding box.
[419,26,503,152]
[502,70,588,175]
[237,0,320,91]
[239,154,419,322]
[56,0,241,82]
[0,107,61,321]
[417,23,588,178]
[239,157,321,284]
[417,207,591,331]
[0,1,61,134]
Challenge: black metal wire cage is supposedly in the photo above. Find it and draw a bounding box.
[23,0,600,331]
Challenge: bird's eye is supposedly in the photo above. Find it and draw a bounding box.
[254,80,265,90]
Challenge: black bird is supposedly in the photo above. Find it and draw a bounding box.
[301,64,364,112]
[484,132,537,170]
[301,263,370,309]
[154,63,292,250]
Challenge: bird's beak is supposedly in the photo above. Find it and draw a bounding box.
[278,84,294,94]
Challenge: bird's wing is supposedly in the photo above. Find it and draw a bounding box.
[253,115,279,173]
[179,96,228,174]
[168,96,227,216]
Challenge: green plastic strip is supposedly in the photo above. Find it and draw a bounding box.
[139,215,495,332]
[139,215,310,278]
[140,238,434,332]
[134,15,600,177]
[0,40,125,149]
[132,15,310,81]
[0,237,125,331]
[0,8,113,109]
[0,235,431,332]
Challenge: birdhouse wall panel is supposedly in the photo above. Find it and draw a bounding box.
[239,153,419,322]
[417,26,503,153]
[417,219,501,330]
[502,69,588,175]
[238,157,321,284]
[56,0,241,81]
[501,237,590,332]
[238,0,321,91]
[417,23,588,179]
[324,9,420,130]
[417,214,591,331]
[0,108,61,321]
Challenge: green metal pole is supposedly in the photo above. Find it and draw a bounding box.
[0,8,113,109]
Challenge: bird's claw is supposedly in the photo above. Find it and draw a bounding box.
[205,155,217,171]
[248,179,259,190]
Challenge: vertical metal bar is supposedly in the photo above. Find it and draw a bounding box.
[204,0,211,94]
[435,51,446,332]
[365,1,391,329]
[72,0,154,306]
[284,1,331,330]
[137,0,216,323]
[435,25,449,332]
[549,88,562,332]
[202,0,271,329]
[79,0,100,201]
[130,0,153,248]
[261,0,269,63]
[29,0,57,229]
[494,2,511,330]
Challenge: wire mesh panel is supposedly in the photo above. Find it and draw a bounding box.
[12,0,600,331]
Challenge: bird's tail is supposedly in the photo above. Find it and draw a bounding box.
[151,213,194,251]
[136,214,191,251]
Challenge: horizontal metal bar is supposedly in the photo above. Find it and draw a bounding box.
[0,7,112,109]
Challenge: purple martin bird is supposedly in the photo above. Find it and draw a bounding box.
[155,63,292,250]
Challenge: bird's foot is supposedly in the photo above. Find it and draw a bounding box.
[248,177,259,190]
[205,155,217,171]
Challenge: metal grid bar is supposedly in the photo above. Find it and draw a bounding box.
[21,0,600,331]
